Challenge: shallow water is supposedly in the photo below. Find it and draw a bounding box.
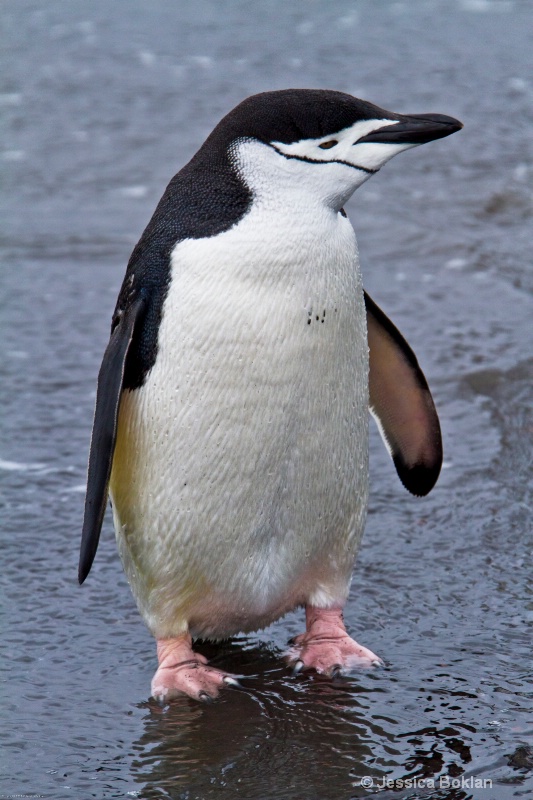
[1,1,532,798]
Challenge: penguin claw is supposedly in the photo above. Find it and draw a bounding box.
[223,675,242,688]
[292,659,305,676]
[330,663,343,678]
[198,690,214,703]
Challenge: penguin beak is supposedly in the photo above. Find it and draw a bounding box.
[358,113,463,145]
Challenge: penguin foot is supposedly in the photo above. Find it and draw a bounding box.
[288,605,383,676]
[151,635,238,702]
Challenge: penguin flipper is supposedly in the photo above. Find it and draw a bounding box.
[364,291,442,496]
[78,296,145,584]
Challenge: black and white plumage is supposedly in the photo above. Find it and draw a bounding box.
[79,90,461,698]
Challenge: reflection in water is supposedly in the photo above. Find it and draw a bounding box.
[130,641,480,799]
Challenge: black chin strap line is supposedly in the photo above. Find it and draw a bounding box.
[269,143,378,175]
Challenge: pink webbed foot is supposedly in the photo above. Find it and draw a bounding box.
[289,606,383,677]
[151,635,240,703]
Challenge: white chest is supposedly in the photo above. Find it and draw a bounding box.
[161,200,364,388]
[111,199,370,634]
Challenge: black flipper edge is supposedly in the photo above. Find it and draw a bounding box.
[365,291,443,497]
[78,296,145,584]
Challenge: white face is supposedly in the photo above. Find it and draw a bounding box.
[234,118,419,212]
[272,118,418,172]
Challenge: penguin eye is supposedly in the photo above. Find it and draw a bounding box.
[319,140,338,150]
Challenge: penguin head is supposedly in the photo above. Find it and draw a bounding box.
[202,89,462,210]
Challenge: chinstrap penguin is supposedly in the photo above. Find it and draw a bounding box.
[79,89,462,702]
